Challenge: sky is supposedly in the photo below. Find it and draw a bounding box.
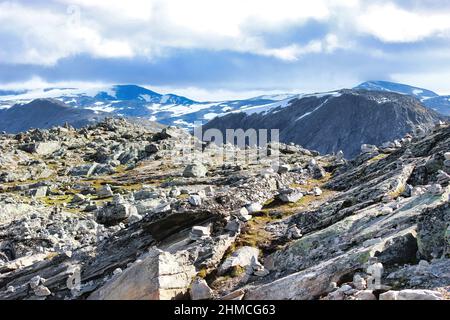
[1,0,450,100]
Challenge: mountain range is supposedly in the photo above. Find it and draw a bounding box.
[204,89,444,158]
[0,80,448,158]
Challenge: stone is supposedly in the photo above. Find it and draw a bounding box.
[97,184,114,198]
[225,219,241,233]
[188,195,202,206]
[190,226,210,241]
[30,186,48,198]
[354,290,376,300]
[352,274,367,290]
[34,285,51,297]
[183,163,208,178]
[436,170,450,183]
[379,289,443,300]
[128,212,143,224]
[428,184,444,195]
[72,194,86,203]
[361,144,378,154]
[278,188,303,203]
[287,225,303,239]
[88,248,196,300]
[20,141,61,155]
[29,275,42,289]
[246,202,262,213]
[190,278,213,300]
[96,202,138,226]
[445,152,450,161]
[277,164,291,174]
[445,159,450,167]
[312,187,323,196]
[218,246,260,275]
[234,207,252,222]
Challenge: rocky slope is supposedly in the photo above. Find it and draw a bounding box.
[0,118,449,300]
[204,90,445,158]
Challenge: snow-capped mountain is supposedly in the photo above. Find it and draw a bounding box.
[0,85,297,128]
[355,81,450,115]
[204,89,445,158]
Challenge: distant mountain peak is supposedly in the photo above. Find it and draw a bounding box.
[355,81,439,100]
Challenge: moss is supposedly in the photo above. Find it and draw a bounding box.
[197,268,208,279]
[230,265,246,277]
[367,153,389,164]
[41,194,74,206]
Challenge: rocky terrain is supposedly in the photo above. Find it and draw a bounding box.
[204,89,445,158]
[0,118,449,300]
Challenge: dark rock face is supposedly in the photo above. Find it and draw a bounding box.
[0,99,107,133]
[204,90,444,158]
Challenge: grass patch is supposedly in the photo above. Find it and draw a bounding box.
[367,153,389,164]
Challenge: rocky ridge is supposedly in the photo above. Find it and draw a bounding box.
[0,118,449,300]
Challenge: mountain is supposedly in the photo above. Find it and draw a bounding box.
[203,89,445,158]
[0,85,296,128]
[0,99,108,133]
[356,81,450,115]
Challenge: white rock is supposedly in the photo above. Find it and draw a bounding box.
[312,187,323,196]
[6,286,15,293]
[444,152,450,161]
[380,289,443,300]
[361,144,378,154]
[246,203,262,213]
[218,246,260,275]
[188,195,202,206]
[183,163,208,178]
[353,274,367,290]
[190,226,211,240]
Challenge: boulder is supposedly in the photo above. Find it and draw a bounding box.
[361,144,378,154]
[190,278,213,300]
[190,226,211,241]
[183,163,208,178]
[96,202,138,226]
[20,141,60,155]
[88,248,196,300]
[29,186,48,198]
[278,188,303,203]
[218,246,260,275]
[246,203,262,213]
[188,195,202,207]
[97,184,114,198]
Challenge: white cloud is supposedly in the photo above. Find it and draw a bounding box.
[357,3,450,42]
[0,0,358,65]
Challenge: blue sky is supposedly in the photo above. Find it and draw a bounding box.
[1,0,450,100]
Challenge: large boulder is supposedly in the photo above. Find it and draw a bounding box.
[19,141,60,155]
[183,163,208,178]
[218,246,260,275]
[88,248,196,300]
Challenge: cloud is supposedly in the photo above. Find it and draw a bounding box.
[357,3,450,42]
[0,0,358,65]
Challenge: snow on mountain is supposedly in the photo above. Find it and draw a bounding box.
[355,81,449,116]
[0,85,299,128]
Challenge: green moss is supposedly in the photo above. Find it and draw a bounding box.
[230,265,246,277]
[367,153,389,164]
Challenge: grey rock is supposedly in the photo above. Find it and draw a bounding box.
[183,163,208,178]
[190,278,213,300]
